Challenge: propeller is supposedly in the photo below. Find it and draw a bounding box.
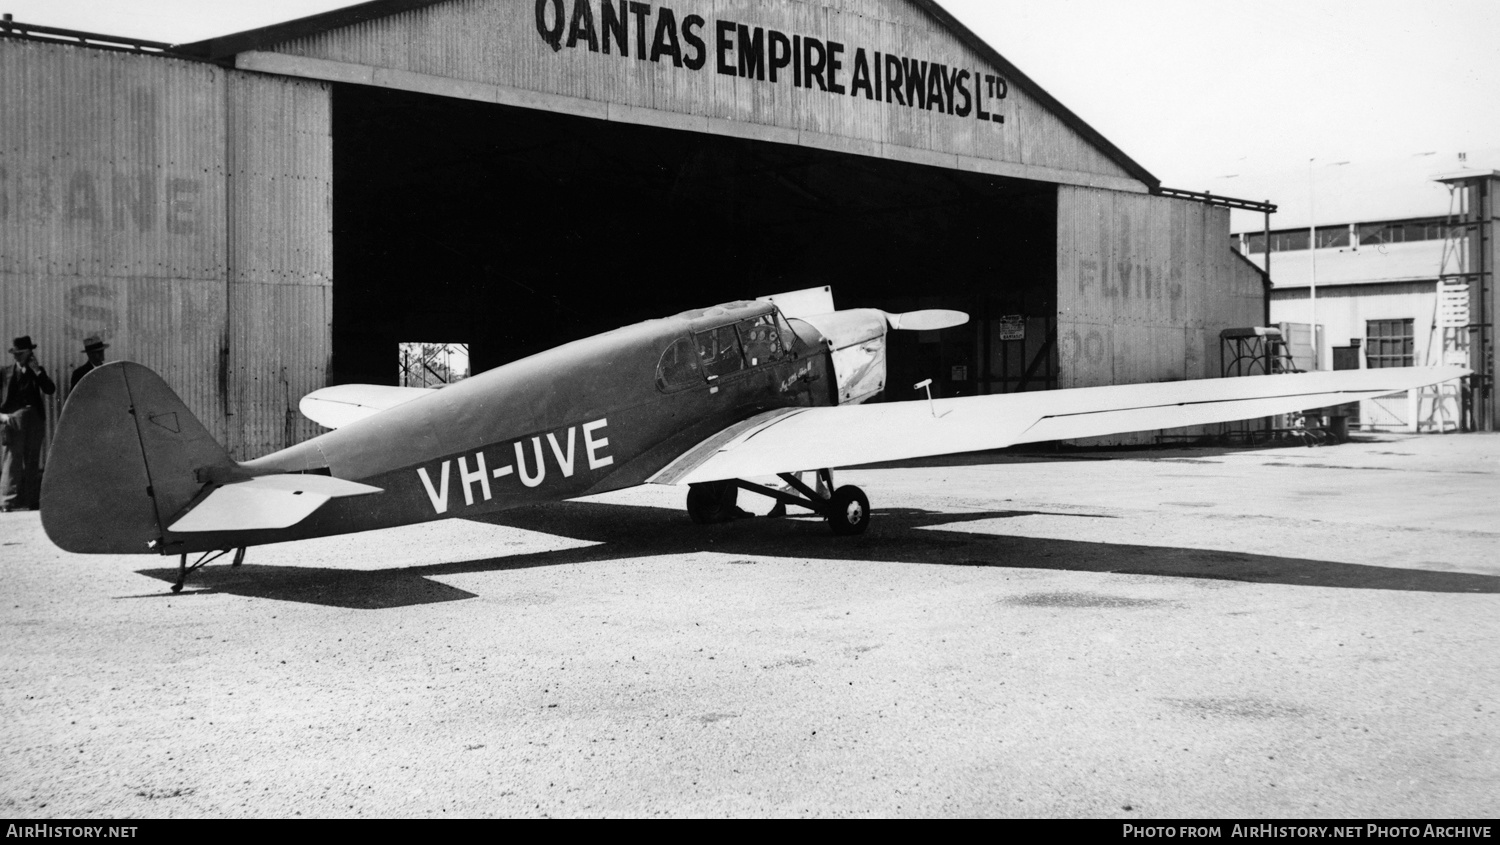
[884,309,969,331]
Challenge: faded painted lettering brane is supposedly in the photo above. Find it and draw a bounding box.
[415,418,613,513]
[1,167,202,234]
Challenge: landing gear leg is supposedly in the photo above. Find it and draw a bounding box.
[730,470,871,536]
[170,548,242,593]
[766,470,829,518]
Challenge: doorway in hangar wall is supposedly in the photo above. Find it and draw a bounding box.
[331,83,1059,400]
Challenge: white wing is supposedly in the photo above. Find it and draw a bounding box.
[299,384,435,429]
[649,366,1469,485]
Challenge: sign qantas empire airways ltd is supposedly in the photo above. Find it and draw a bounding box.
[535,0,1011,124]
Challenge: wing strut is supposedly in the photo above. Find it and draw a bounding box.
[686,470,871,535]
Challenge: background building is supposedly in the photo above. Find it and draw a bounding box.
[1224,150,1498,432]
[2,0,1267,459]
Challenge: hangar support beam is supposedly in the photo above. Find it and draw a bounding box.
[0,15,175,55]
[1152,187,1277,215]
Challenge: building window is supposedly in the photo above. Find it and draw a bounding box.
[1236,227,1346,253]
[1358,217,1448,246]
[1238,217,1452,254]
[1270,230,1308,252]
[1365,319,1415,368]
[1314,225,1350,248]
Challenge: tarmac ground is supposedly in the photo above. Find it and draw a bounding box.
[2,432,1498,818]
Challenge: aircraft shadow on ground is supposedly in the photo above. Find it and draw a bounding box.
[134,501,1500,608]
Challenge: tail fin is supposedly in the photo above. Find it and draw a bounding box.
[41,362,234,554]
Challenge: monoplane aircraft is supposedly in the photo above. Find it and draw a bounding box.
[41,286,1467,591]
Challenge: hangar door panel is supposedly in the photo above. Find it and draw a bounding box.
[226,73,334,460]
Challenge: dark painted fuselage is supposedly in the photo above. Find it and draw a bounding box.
[168,300,834,552]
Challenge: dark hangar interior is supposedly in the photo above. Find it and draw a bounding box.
[333,84,1058,398]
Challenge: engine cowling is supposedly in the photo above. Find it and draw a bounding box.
[791,308,969,405]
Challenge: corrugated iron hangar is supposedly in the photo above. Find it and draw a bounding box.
[1,0,1267,460]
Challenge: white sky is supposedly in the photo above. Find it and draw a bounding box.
[5,0,1498,203]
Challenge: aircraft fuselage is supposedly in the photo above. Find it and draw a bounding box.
[171,300,834,551]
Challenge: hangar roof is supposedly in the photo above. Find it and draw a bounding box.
[174,0,442,59]
[171,0,1159,191]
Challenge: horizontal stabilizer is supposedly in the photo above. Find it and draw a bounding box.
[168,474,382,533]
[299,384,434,429]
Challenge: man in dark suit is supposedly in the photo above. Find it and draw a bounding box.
[70,334,109,390]
[1,335,57,512]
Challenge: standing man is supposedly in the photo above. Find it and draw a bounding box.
[70,334,108,390]
[0,335,57,512]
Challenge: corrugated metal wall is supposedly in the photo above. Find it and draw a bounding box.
[1056,186,1265,443]
[225,73,333,458]
[1,39,333,461]
[259,0,1139,189]
[1,40,228,444]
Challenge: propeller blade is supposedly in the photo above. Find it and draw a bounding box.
[884,309,969,331]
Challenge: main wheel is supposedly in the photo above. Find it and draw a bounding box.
[686,481,740,524]
[826,485,870,535]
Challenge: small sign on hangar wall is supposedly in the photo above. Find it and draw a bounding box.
[998,315,1026,341]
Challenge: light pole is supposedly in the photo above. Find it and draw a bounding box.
[1307,159,1349,370]
[1308,159,1318,369]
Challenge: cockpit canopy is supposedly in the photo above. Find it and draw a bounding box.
[656,304,802,392]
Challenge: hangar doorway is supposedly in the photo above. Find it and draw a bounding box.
[331,84,1057,400]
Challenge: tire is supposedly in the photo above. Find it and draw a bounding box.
[686,481,740,524]
[827,485,870,536]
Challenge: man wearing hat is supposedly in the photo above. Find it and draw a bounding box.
[71,334,109,389]
[0,335,57,512]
